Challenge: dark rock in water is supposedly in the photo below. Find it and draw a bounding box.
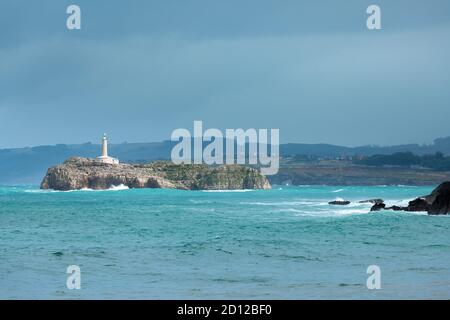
[406,198,429,212]
[363,181,450,215]
[359,199,384,204]
[380,198,427,212]
[329,200,351,205]
[426,182,450,215]
[370,202,386,211]
[385,205,405,211]
[383,182,450,214]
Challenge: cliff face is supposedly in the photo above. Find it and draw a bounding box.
[40,157,271,191]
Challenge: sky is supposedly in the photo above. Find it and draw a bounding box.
[1,0,450,148]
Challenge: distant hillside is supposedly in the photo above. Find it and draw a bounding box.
[354,152,450,171]
[1,136,450,184]
[281,136,450,157]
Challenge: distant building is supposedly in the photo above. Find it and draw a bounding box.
[97,133,119,164]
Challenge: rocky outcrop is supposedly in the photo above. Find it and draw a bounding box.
[366,182,450,215]
[386,183,450,214]
[425,182,450,215]
[405,198,429,212]
[370,202,386,211]
[385,205,404,211]
[40,157,271,191]
[329,200,351,205]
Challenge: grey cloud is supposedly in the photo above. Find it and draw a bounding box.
[1,1,450,147]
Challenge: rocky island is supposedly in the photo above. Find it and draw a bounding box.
[40,157,271,191]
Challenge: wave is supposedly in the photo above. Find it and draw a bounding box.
[277,208,370,217]
[332,189,345,193]
[404,211,428,216]
[337,209,371,215]
[25,184,129,193]
[395,185,420,188]
[108,184,129,191]
[24,189,58,193]
[240,200,322,206]
[74,184,130,192]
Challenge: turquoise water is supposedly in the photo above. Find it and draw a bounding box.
[1,185,449,299]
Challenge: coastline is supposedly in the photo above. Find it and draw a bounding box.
[270,164,450,186]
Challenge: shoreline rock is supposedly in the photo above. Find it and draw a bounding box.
[425,182,450,215]
[40,157,271,191]
[329,200,351,205]
[405,198,429,212]
[385,205,404,211]
[370,202,386,211]
[367,182,450,215]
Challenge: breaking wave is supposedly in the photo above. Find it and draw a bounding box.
[25,184,129,193]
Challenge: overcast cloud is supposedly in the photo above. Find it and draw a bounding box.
[1,0,450,147]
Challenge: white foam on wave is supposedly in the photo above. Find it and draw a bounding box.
[337,209,370,215]
[275,208,370,217]
[395,185,419,188]
[349,202,372,208]
[383,198,415,207]
[25,189,84,193]
[108,184,129,191]
[75,184,130,192]
[24,189,56,193]
[241,200,320,206]
[332,189,345,193]
[404,211,428,216]
[262,197,375,217]
[25,184,130,193]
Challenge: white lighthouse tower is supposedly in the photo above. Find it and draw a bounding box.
[97,133,119,164]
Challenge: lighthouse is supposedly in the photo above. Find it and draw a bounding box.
[97,133,119,164]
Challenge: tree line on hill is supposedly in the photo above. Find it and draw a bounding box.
[354,152,450,171]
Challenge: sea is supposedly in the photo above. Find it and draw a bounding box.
[0,185,449,299]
